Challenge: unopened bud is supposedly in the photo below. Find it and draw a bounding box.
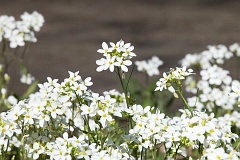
[0,65,2,73]
[4,73,10,82]
[1,88,7,99]
[173,92,179,98]
[127,92,130,98]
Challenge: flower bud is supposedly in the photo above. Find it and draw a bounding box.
[4,73,10,82]
[1,88,6,99]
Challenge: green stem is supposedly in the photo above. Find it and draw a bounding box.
[140,148,144,160]
[116,67,129,106]
[126,65,135,91]
[176,82,193,116]
[151,140,157,159]
[83,115,98,145]
[145,73,149,87]
[174,144,181,160]
[198,142,203,159]
[115,67,133,129]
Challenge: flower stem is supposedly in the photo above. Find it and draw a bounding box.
[176,82,193,116]
[116,67,133,129]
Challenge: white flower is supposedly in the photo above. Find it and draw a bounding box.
[106,55,116,72]
[24,111,34,124]
[0,125,13,137]
[125,104,144,116]
[135,56,163,76]
[83,77,93,86]
[20,11,44,32]
[91,150,111,160]
[30,142,44,159]
[46,102,63,119]
[110,40,124,53]
[20,73,35,85]
[7,105,25,121]
[97,42,112,55]
[114,57,132,72]
[7,95,18,105]
[38,113,50,127]
[135,60,148,72]
[155,72,169,91]
[122,45,136,58]
[81,104,97,117]
[47,77,59,87]
[100,94,116,106]
[9,29,25,48]
[96,57,107,72]
[230,85,240,98]
[229,43,240,57]
[10,136,21,148]
[97,109,113,127]
[96,40,135,73]
[204,147,229,160]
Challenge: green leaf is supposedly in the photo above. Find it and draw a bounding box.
[20,80,38,99]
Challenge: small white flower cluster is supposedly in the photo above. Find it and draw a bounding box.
[188,84,236,111]
[200,65,232,86]
[186,66,236,111]
[229,43,240,57]
[155,66,194,95]
[203,146,240,160]
[1,40,240,159]
[181,44,240,112]
[230,83,240,107]
[181,44,233,68]
[25,132,132,160]
[0,71,90,157]
[135,56,164,77]
[125,105,239,159]
[0,71,134,159]
[20,73,35,85]
[0,88,18,108]
[96,40,135,72]
[0,11,44,48]
[218,111,240,129]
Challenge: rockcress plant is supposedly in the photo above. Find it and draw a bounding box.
[0,37,239,160]
[181,44,240,124]
[0,11,44,48]
[1,10,240,160]
[135,56,164,77]
[0,11,44,111]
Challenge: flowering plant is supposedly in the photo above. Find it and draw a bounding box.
[0,11,44,111]
[0,12,240,160]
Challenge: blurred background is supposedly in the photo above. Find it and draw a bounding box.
[1,0,240,93]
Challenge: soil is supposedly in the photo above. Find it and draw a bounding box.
[1,0,240,96]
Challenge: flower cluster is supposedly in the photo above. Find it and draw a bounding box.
[181,44,233,69]
[125,105,239,159]
[230,83,240,107]
[200,65,232,86]
[185,65,236,111]
[155,66,194,95]
[0,71,134,159]
[0,39,240,160]
[0,11,44,48]
[25,132,132,160]
[0,11,44,112]
[180,44,240,144]
[20,73,35,85]
[135,56,164,76]
[96,40,135,72]
[229,43,240,57]
[0,71,89,157]
[181,44,240,112]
